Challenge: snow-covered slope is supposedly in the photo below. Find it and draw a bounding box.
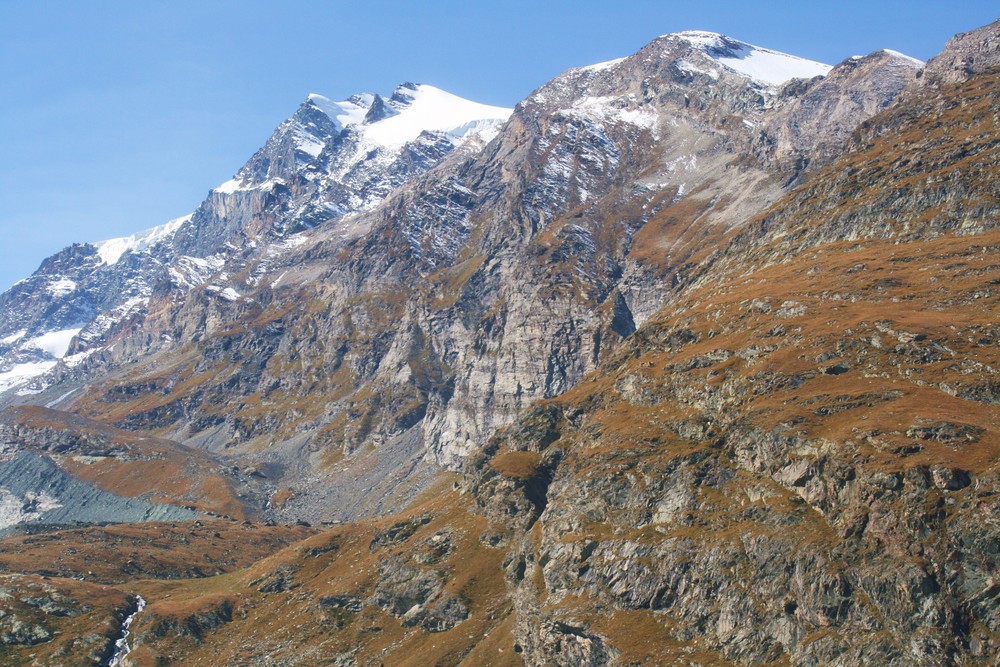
[217,83,512,209]
[670,30,832,86]
[94,214,191,266]
[310,83,511,148]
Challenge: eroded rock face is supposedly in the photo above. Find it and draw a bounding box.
[753,50,921,171]
[919,18,1000,86]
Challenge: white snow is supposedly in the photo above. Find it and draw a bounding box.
[62,348,97,368]
[76,297,149,347]
[308,93,373,129]
[669,30,727,48]
[214,177,285,195]
[28,328,82,358]
[362,85,512,148]
[0,361,57,394]
[270,271,288,289]
[1,331,25,346]
[677,58,720,80]
[0,329,82,394]
[580,57,627,73]
[716,48,831,86]
[94,214,190,265]
[206,285,241,301]
[46,279,77,297]
[311,84,511,150]
[46,387,79,408]
[294,133,325,158]
[878,49,925,66]
[568,95,658,130]
[168,254,226,289]
[215,179,244,194]
[670,31,832,86]
[276,233,309,250]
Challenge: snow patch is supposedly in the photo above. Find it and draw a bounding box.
[46,279,77,297]
[77,297,149,347]
[569,95,658,130]
[46,388,79,408]
[0,361,57,395]
[214,178,285,195]
[270,271,288,289]
[580,57,627,73]
[360,84,512,148]
[1,331,25,346]
[677,58,720,80]
[669,31,831,86]
[878,49,925,66]
[94,214,190,265]
[28,328,81,358]
[214,178,244,194]
[63,348,98,368]
[206,285,241,302]
[307,93,373,130]
[295,133,325,158]
[168,255,226,290]
[311,84,511,150]
[276,233,309,250]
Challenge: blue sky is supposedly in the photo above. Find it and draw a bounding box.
[1,1,996,290]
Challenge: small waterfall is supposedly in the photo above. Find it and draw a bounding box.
[107,595,146,667]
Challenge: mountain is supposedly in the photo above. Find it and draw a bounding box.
[0,30,927,524]
[0,33,921,516]
[0,83,510,397]
[0,20,997,666]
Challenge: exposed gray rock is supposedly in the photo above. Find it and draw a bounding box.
[0,451,196,532]
[919,19,1000,86]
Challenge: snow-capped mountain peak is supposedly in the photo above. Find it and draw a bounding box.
[309,83,512,149]
[668,30,833,86]
[305,92,373,131]
[876,49,925,66]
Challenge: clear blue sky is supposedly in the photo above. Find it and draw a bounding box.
[1,1,996,290]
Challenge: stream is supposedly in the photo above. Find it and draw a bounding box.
[107,595,146,667]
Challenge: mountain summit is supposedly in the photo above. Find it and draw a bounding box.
[307,83,512,148]
[0,83,512,397]
[664,30,833,85]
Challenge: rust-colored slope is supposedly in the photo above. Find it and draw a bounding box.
[121,481,518,666]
